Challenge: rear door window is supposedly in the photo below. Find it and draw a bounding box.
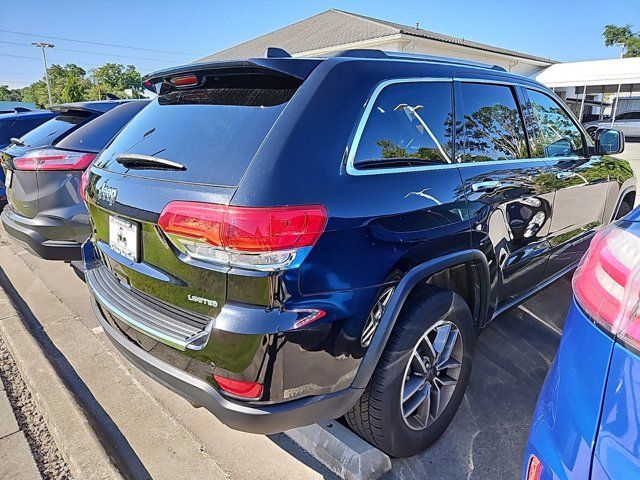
[526,89,584,158]
[57,101,149,153]
[459,82,528,162]
[353,81,453,168]
[95,87,290,186]
[18,111,95,148]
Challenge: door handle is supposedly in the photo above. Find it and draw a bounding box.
[471,180,502,192]
[555,171,576,180]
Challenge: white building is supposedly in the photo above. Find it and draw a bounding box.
[535,57,640,122]
[200,9,556,77]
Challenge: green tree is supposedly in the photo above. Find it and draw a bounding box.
[0,85,22,102]
[90,63,142,99]
[604,24,640,57]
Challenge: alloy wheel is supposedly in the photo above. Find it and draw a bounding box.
[400,320,464,430]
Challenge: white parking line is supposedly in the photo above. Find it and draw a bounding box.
[518,305,563,336]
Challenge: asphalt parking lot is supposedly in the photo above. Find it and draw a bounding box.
[0,144,637,480]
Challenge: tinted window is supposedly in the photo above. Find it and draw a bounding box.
[18,111,94,148]
[625,112,640,120]
[527,89,583,158]
[57,101,149,153]
[0,118,16,146]
[95,88,289,186]
[460,83,528,162]
[354,82,453,167]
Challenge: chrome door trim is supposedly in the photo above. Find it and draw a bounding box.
[345,75,576,177]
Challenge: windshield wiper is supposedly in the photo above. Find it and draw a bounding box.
[354,157,442,170]
[9,137,27,147]
[116,153,186,171]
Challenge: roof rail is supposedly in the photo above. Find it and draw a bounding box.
[326,49,506,71]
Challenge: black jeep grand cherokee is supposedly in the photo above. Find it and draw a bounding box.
[82,49,635,457]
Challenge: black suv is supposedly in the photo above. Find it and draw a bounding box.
[82,50,635,457]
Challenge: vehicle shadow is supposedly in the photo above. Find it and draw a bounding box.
[385,275,572,479]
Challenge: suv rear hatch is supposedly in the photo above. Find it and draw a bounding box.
[2,104,109,218]
[86,59,319,333]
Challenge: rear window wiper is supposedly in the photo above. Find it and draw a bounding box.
[116,153,186,171]
[9,137,27,147]
[354,157,444,170]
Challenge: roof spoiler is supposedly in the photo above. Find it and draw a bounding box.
[141,54,322,94]
[12,106,31,113]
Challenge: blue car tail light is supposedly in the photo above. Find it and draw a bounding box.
[573,222,640,350]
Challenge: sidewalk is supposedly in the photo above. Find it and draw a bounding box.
[0,382,40,480]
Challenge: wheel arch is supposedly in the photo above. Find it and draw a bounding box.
[351,249,490,389]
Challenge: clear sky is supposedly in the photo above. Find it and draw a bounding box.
[0,0,638,88]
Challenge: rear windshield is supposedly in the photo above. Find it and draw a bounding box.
[18,111,95,148]
[57,101,149,153]
[94,86,291,186]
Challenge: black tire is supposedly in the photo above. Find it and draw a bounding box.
[615,199,633,220]
[346,285,475,457]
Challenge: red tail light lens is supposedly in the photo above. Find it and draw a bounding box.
[526,455,543,480]
[14,149,96,171]
[158,201,327,271]
[213,375,263,400]
[80,168,90,204]
[573,224,640,349]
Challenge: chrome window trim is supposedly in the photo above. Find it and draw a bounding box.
[345,77,453,176]
[345,76,576,176]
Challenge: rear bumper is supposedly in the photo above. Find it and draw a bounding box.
[92,297,362,434]
[1,207,83,261]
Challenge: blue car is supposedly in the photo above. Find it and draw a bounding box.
[0,108,57,200]
[524,207,640,479]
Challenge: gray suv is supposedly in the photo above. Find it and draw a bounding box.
[585,111,640,140]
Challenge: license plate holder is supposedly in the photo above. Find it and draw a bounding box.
[109,216,139,262]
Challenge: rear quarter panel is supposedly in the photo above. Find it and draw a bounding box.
[591,343,640,479]
[524,301,613,479]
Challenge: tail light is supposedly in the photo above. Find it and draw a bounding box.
[80,168,90,205]
[526,455,543,480]
[158,201,327,271]
[213,375,263,400]
[14,149,96,171]
[573,223,640,350]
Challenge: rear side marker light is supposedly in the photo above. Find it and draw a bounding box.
[573,224,640,350]
[158,201,327,271]
[292,309,326,329]
[169,74,198,87]
[213,375,263,400]
[80,168,90,204]
[526,455,543,480]
[14,149,96,171]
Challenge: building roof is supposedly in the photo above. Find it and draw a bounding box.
[536,57,640,90]
[199,9,556,64]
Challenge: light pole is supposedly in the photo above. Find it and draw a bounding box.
[31,42,54,106]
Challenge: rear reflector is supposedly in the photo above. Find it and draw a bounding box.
[526,455,543,480]
[80,168,90,204]
[573,223,640,350]
[158,201,327,271]
[14,148,96,171]
[213,375,263,400]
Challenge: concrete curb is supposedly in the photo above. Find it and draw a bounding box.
[285,420,392,480]
[0,292,122,480]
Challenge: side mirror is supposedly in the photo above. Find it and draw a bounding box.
[595,128,625,155]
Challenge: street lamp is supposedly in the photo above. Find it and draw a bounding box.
[31,42,55,106]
